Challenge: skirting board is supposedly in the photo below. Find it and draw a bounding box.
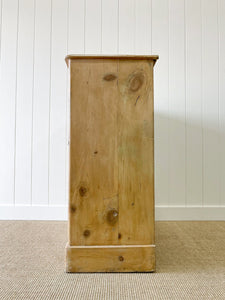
[66,243,155,272]
[0,205,68,220]
[1,205,225,221]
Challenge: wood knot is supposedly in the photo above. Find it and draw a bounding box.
[118,256,124,261]
[129,73,144,92]
[83,229,90,237]
[70,205,76,213]
[118,233,122,239]
[106,209,118,225]
[94,151,98,154]
[79,186,88,197]
[103,73,117,81]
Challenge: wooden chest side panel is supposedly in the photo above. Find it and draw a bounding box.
[117,60,155,245]
[69,58,155,246]
[69,59,119,245]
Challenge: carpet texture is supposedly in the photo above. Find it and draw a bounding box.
[0,221,225,299]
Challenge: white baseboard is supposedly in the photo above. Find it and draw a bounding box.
[0,205,68,220]
[0,205,225,221]
[155,206,225,221]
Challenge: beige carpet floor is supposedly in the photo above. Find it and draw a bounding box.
[0,221,225,299]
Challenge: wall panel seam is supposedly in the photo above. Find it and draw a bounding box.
[47,0,53,206]
[217,0,221,206]
[201,0,204,207]
[30,0,36,206]
[184,0,187,207]
[0,0,3,64]
[117,0,119,54]
[84,0,86,54]
[168,0,170,206]
[13,0,20,206]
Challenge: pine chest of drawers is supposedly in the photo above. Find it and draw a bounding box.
[65,55,158,272]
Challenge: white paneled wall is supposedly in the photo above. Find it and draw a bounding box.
[0,0,225,220]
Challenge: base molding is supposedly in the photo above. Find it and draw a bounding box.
[0,204,68,220]
[66,243,155,273]
[155,206,225,220]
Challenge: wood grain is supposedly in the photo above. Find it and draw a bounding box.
[69,59,119,246]
[65,55,159,66]
[66,243,155,272]
[67,56,157,271]
[117,60,155,245]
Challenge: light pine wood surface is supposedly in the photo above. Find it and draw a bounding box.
[67,56,157,272]
[66,244,155,273]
